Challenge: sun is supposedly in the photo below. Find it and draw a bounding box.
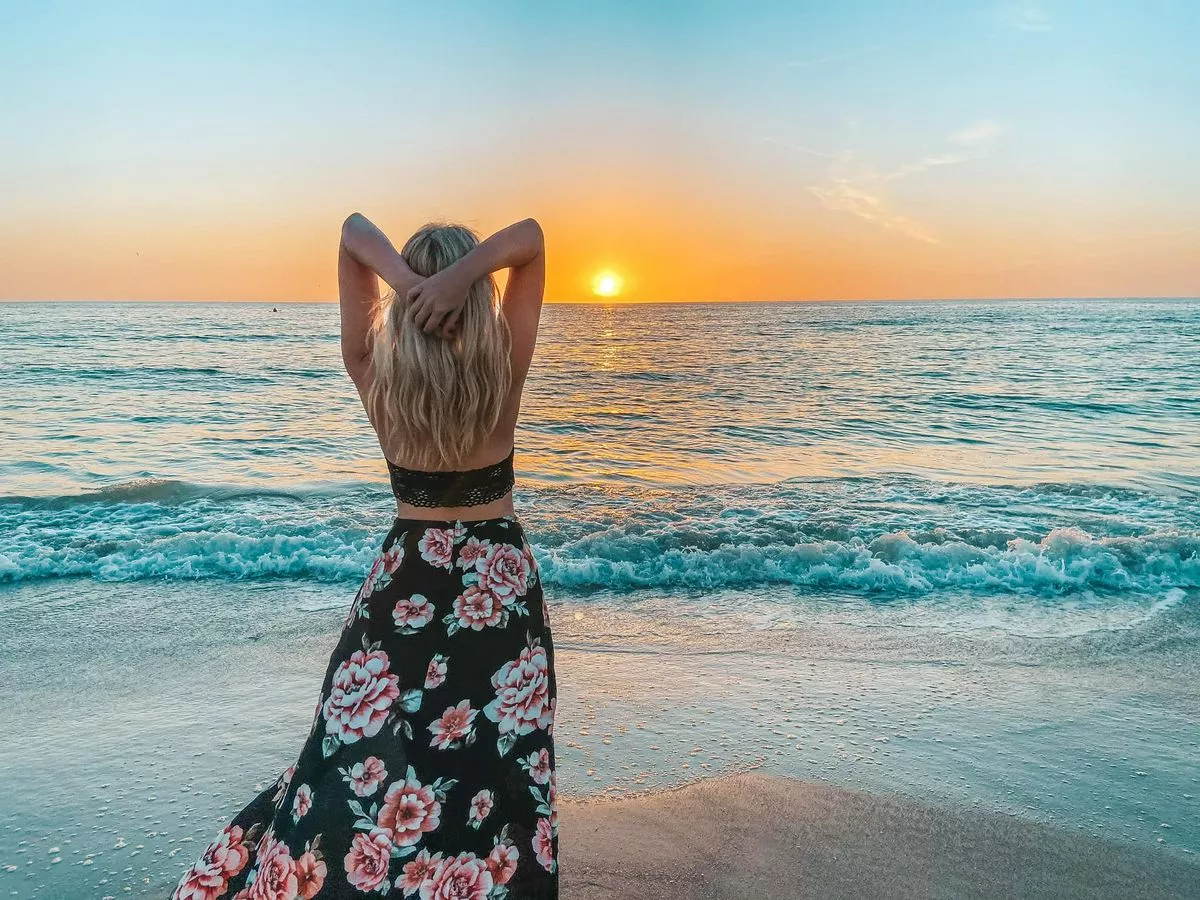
[591,270,623,298]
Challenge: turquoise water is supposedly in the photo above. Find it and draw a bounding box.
[1,299,1198,896]
[3,299,1198,604]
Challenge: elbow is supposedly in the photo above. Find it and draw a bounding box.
[521,217,545,251]
[341,212,368,241]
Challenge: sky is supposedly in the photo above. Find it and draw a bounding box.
[1,0,1197,303]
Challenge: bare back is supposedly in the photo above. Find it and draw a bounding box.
[337,215,546,520]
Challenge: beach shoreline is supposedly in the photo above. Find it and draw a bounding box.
[559,771,1200,899]
[1,574,1197,897]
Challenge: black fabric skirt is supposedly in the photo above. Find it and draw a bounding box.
[172,514,558,899]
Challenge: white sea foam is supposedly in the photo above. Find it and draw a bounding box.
[2,480,1196,603]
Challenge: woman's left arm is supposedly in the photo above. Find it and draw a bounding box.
[338,213,421,385]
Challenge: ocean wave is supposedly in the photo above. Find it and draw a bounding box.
[0,478,348,509]
[537,525,1200,595]
[1,486,1196,599]
[0,529,377,584]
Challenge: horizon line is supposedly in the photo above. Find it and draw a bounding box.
[1,295,1198,306]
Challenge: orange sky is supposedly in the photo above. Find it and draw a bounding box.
[2,3,1197,303]
[3,180,1196,303]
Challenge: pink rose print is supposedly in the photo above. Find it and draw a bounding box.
[451,584,504,631]
[484,640,554,754]
[291,784,312,821]
[533,816,556,873]
[424,654,448,690]
[455,536,491,571]
[377,773,442,847]
[361,547,404,601]
[321,649,401,748]
[393,593,434,633]
[418,527,456,570]
[400,848,444,896]
[485,841,519,887]
[428,699,478,750]
[419,851,493,900]
[344,828,392,893]
[467,789,493,829]
[237,834,298,900]
[523,747,552,785]
[521,542,539,586]
[475,542,528,602]
[294,851,326,900]
[529,761,555,822]
[192,520,559,898]
[172,824,251,900]
[345,756,387,798]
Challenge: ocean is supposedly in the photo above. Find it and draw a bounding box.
[2,298,1198,896]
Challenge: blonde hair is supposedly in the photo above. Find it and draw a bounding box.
[366,223,512,470]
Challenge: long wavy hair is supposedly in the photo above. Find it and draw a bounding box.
[366,223,512,470]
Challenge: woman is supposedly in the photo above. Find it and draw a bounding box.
[172,214,556,899]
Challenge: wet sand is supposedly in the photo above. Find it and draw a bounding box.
[2,581,1196,897]
[559,772,1198,900]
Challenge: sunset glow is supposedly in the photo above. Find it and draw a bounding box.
[591,271,623,298]
[0,3,1197,303]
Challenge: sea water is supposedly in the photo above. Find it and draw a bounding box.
[1,298,1198,896]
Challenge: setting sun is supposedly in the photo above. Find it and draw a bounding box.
[591,270,624,298]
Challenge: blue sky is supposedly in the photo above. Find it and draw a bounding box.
[1,1,1197,301]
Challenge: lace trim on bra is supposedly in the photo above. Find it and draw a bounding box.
[386,447,515,508]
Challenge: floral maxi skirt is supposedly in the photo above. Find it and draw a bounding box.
[172,514,559,899]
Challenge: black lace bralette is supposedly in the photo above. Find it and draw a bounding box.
[386,447,515,508]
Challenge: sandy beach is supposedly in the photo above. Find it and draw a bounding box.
[1,574,1197,898]
[2,573,1200,897]
[560,772,1199,899]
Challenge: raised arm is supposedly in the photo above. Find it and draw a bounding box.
[494,219,546,387]
[407,218,546,382]
[338,213,422,385]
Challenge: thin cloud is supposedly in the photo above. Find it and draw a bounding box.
[761,137,836,160]
[883,152,974,182]
[951,119,1003,146]
[1001,2,1053,32]
[808,163,943,245]
[777,120,1004,245]
[885,120,1003,181]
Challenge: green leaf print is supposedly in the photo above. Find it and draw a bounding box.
[399,688,423,713]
